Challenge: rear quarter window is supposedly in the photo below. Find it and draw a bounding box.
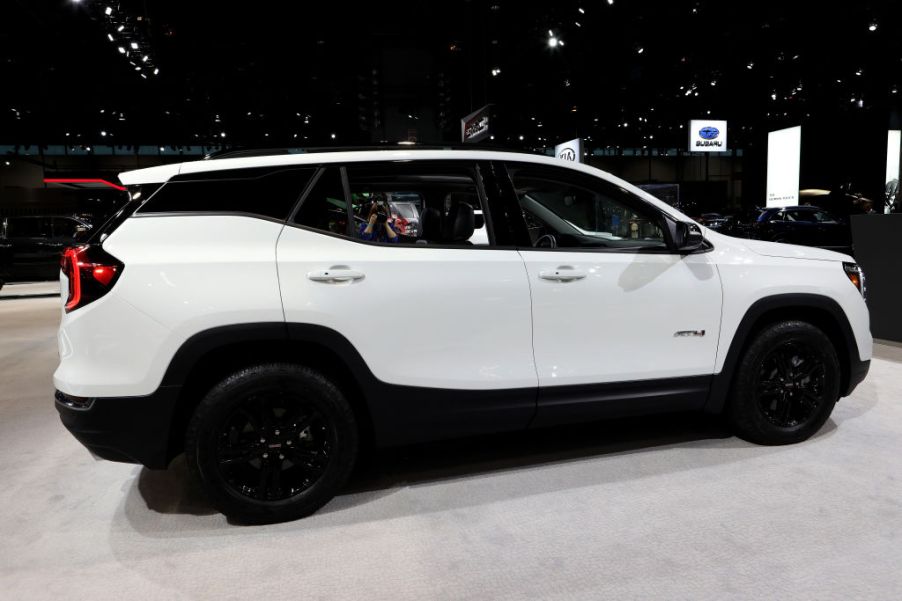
[138,168,314,220]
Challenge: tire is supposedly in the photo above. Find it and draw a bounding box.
[727,320,841,445]
[185,363,358,524]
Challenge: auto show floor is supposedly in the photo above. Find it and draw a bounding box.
[2,288,902,600]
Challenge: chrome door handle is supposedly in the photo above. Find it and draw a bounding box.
[539,267,587,282]
[307,269,365,283]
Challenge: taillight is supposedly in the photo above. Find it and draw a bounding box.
[60,245,124,313]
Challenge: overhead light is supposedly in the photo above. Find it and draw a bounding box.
[220,132,226,138]
[153,68,159,75]
[117,46,125,54]
[637,47,644,54]
[330,133,337,139]
[747,62,754,69]
[104,6,113,15]
[142,55,148,62]
[548,36,559,48]
[518,135,524,140]
[869,23,878,32]
[117,25,125,32]
[107,33,114,42]
[100,131,107,136]
[130,42,139,50]
[578,7,585,13]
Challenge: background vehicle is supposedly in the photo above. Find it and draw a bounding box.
[54,149,871,524]
[1,216,92,281]
[752,206,852,253]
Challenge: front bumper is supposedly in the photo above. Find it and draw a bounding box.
[55,386,181,469]
[844,359,870,397]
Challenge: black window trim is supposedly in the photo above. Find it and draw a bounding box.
[498,160,713,255]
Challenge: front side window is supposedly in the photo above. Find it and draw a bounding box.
[508,165,667,250]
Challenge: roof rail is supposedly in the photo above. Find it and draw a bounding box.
[205,144,545,160]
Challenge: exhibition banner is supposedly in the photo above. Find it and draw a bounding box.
[766,126,802,207]
[688,119,727,152]
[460,105,491,144]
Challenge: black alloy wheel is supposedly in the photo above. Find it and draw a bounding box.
[755,342,827,428]
[215,391,333,502]
[727,320,840,445]
[186,364,358,523]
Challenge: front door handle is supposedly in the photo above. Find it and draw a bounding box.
[539,267,587,282]
[307,268,365,284]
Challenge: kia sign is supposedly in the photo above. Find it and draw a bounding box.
[554,138,583,163]
[766,126,802,207]
[460,105,491,144]
[688,119,728,152]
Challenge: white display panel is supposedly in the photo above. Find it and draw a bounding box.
[554,138,583,163]
[885,130,901,213]
[688,120,727,152]
[766,126,802,207]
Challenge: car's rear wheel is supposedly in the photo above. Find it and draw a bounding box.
[186,364,357,524]
[727,320,841,445]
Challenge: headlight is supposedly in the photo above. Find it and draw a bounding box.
[843,262,866,300]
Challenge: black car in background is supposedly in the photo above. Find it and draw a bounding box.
[0,216,92,283]
[0,238,11,290]
[721,206,852,254]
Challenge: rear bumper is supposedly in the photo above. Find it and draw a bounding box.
[844,359,870,397]
[55,386,181,469]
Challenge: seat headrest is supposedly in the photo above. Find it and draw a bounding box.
[419,207,443,242]
[444,202,475,243]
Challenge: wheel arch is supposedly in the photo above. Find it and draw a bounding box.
[161,323,378,464]
[705,293,862,414]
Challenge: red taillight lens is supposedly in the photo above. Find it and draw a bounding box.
[61,245,123,313]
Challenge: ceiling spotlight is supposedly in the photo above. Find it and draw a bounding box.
[104,6,113,15]
[548,36,559,48]
[747,62,754,70]
[519,135,524,140]
[637,47,644,54]
[153,68,159,75]
[142,55,148,62]
[330,133,336,139]
[107,33,114,42]
[607,0,614,4]
[130,42,139,50]
[868,23,878,32]
[117,46,126,54]
[117,25,125,32]
[220,132,226,138]
[100,131,107,137]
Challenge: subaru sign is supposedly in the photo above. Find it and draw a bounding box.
[554,138,584,163]
[688,119,728,152]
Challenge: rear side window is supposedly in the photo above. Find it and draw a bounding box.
[138,168,314,220]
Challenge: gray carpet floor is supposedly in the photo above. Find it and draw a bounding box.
[1,290,901,600]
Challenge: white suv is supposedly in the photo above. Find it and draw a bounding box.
[54,149,871,523]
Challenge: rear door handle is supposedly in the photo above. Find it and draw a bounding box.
[307,268,365,283]
[539,267,587,282]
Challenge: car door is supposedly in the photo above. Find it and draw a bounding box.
[501,162,722,426]
[276,161,537,444]
[810,209,850,250]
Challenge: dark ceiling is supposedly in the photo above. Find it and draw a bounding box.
[2,0,901,150]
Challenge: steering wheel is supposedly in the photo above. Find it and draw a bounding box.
[535,234,558,249]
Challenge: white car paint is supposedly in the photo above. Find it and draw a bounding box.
[277,226,537,389]
[54,149,871,399]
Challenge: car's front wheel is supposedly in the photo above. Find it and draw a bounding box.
[727,320,841,445]
[186,364,358,524]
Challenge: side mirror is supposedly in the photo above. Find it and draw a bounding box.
[668,220,706,252]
